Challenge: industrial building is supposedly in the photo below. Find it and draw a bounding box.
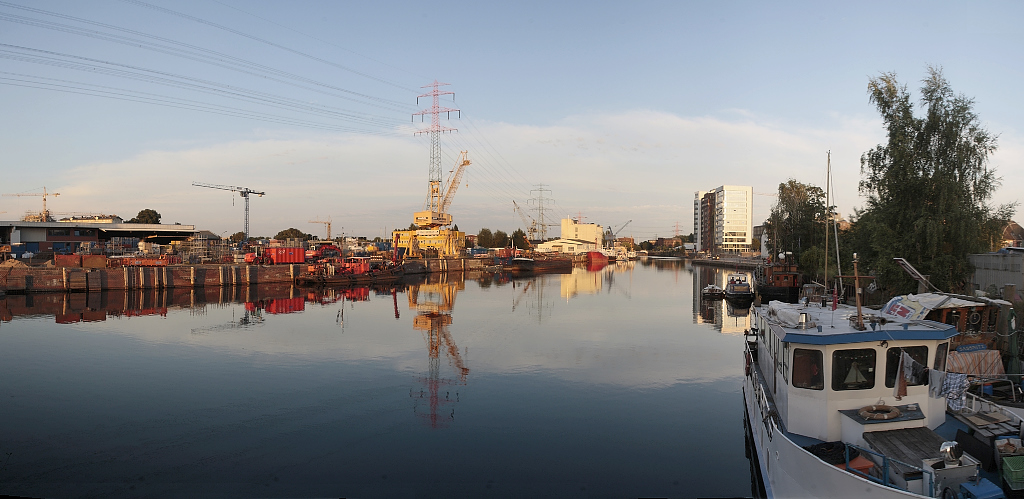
[535,218,603,254]
[693,185,753,254]
[0,219,197,257]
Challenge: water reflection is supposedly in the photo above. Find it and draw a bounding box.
[0,264,754,497]
[407,274,467,428]
[690,264,753,334]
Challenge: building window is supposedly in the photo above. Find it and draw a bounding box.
[884,346,928,388]
[48,228,70,236]
[832,349,876,391]
[792,348,823,390]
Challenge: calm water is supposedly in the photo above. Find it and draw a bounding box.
[0,259,757,498]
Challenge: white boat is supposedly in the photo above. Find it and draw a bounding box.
[744,298,1021,498]
[702,284,725,300]
[725,273,754,302]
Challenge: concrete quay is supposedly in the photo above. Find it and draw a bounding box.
[0,257,491,293]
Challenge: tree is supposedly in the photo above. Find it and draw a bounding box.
[408,223,418,230]
[127,209,161,224]
[477,228,493,248]
[493,230,509,248]
[511,228,528,249]
[275,228,309,240]
[763,180,827,258]
[228,231,246,243]
[857,67,1015,294]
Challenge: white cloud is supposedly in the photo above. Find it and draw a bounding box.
[25,109,1020,239]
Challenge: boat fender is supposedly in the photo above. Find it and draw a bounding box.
[858,405,901,420]
[745,352,752,376]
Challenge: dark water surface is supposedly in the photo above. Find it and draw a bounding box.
[0,259,754,498]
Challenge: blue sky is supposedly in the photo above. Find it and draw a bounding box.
[1,0,1021,240]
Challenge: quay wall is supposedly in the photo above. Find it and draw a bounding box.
[0,258,489,293]
[688,257,761,270]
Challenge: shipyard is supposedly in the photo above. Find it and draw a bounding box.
[3,2,1024,498]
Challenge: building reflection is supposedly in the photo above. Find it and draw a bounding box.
[691,266,752,334]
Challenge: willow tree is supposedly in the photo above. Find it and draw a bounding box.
[857,67,1014,294]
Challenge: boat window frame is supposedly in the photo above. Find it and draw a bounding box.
[934,342,949,371]
[791,348,824,390]
[831,348,877,391]
[883,346,929,388]
[782,342,790,383]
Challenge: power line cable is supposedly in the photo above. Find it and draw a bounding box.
[119,0,415,94]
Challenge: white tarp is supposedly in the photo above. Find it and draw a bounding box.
[881,293,1009,320]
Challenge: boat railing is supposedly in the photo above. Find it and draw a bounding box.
[844,443,934,494]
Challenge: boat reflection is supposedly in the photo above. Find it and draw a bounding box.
[692,266,753,334]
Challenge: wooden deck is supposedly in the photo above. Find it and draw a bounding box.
[863,426,947,479]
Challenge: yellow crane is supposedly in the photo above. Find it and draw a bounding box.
[3,186,59,221]
[309,217,332,240]
[397,151,472,258]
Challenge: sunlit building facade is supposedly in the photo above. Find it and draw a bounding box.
[693,185,753,254]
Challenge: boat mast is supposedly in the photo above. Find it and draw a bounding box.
[824,151,830,293]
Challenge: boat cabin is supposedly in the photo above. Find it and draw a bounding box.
[750,300,959,448]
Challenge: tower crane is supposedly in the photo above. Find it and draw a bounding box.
[309,217,332,241]
[3,187,59,221]
[192,182,265,241]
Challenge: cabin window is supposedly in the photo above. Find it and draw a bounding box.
[792,348,823,390]
[934,342,949,371]
[884,346,929,388]
[832,349,876,391]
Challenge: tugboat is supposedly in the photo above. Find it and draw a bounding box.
[743,255,1016,498]
[756,252,803,303]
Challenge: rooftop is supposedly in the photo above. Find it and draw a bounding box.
[756,300,959,345]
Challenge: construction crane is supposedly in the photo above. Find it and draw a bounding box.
[3,186,59,221]
[439,151,471,214]
[605,220,632,247]
[309,217,332,241]
[192,182,265,241]
[512,200,538,240]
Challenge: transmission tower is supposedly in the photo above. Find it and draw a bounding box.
[528,184,554,241]
[412,81,460,216]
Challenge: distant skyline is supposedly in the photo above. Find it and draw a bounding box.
[2,1,1022,240]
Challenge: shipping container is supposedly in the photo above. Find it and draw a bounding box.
[54,254,82,268]
[266,247,305,264]
[82,255,108,269]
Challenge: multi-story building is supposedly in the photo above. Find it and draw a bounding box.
[693,185,753,254]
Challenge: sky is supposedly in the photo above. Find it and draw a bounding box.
[1,0,1022,241]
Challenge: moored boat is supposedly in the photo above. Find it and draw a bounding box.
[756,252,803,303]
[702,284,725,300]
[744,296,1018,498]
[725,273,754,302]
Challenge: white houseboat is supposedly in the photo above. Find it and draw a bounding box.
[743,296,1021,498]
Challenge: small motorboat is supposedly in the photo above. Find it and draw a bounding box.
[724,273,754,302]
[702,284,725,300]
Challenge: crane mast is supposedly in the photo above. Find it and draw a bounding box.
[192,182,265,242]
[3,186,59,221]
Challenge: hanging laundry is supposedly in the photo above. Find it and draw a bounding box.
[942,372,971,411]
[894,353,907,400]
[928,370,946,398]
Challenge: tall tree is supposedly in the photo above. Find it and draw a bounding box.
[511,229,528,249]
[127,209,161,224]
[857,67,1014,294]
[764,180,827,259]
[493,230,509,248]
[477,228,493,248]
